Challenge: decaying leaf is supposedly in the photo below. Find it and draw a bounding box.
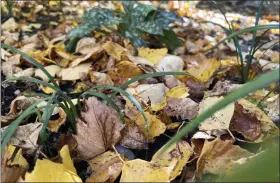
[163,97,199,120]
[126,83,167,108]
[199,96,235,131]
[151,141,193,180]
[234,99,279,142]
[25,145,82,182]
[1,122,42,150]
[13,68,34,78]
[59,62,91,81]
[196,138,253,178]
[134,112,166,140]
[120,159,170,182]
[102,41,127,61]
[74,97,125,160]
[1,54,22,77]
[115,61,144,78]
[47,107,67,133]
[186,57,220,83]
[89,71,114,85]
[1,145,29,182]
[86,151,123,182]
[120,119,148,149]
[75,37,96,54]
[156,55,184,72]
[208,80,243,97]
[138,47,168,64]
[35,65,61,82]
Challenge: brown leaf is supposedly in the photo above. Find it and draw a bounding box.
[47,107,67,133]
[120,119,148,150]
[208,80,243,97]
[163,97,198,120]
[184,76,205,99]
[2,54,22,77]
[229,103,261,141]
[74,97,125,160]
[196,138,253,178]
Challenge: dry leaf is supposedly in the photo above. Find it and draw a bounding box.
[235,99,279,142]
[89,71,114,86]
[151,141,193,180]
[163,97,199,120]
[72,82,89,93]
[1,145,28,182]
[74,97,125,160]
[2,54,22,77]
[40,82,59,94]
[208,80,243,97]
[25,145,82,182]
[1,48,12,60]
[196,138,253,178]
[126,83,167,108]
[186,57,220,83]
[199,96,235,131]
[120,159,170,182]
[120,119,148,149]
[75,37,96,54]
[47,107,67,133]
[138,47,168,64]
[115,61,144,78]
[35,65,61,82]
[134,112,166,140]
[102,41,126,61]
[1,123,42,150]
[70,45,102,67]
[59,62,91,81]
[1,18,18,31]
[156,55,184,72]
[86,151,123,182]
[13,68,34,78]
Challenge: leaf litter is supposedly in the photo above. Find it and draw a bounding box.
[1,1,279,182]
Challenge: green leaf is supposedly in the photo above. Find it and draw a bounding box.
[136,20,163,35]
[122,27,146,47]
[67,23,97,38]
[153,10,183,29]
[158,29,182,52]
[129,3,157,27]
[65,37,80,53]
[83,8,120,25]
[160,68,279,154]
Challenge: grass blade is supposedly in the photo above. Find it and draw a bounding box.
[160,68,279,154]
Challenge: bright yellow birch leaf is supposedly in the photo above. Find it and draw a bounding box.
[138,47,168,64]
[7,145,28,168]
[120,159,170,182]
[151,141,193,180]
[102,41,126,61]
[25,145,82,182]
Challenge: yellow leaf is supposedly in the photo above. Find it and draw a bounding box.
[135,112,166,140]
[47,107,67,133]
[120,159,170,182]
[40,81,59,94]
[138,47,168,64]
[72,82,89,94]
[86,151,123,182]
[151,141,193,180]
[152,86,189,111]
[102,41,126,61]
[25,145,82,182]
[27,50,56,64]
[187,58,220,82]
[7,145,29,168]
[115,61,143,78]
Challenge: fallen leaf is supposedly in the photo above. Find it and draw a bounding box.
[40,81,59,94]
[208,80,243,97]
[74,97,125,160]
[196,138,253,178]
[186,57,220,83]
[163,97,199,120]
[235,99,279,142]
[25,145,82,182]
[138,47,168,64]
[184,76,206,99]
[134,112,166,140]
[1,54,22,77]
[35,65,61,82]
[115,61,144,78]
[163,75,182,89]
[265,98,280,122]
[27,50,56,65]
[120,119,148,149]
[47,107,67,133]
[13,68,34,78]
[86,151,123,182]
[120,159,170,182]
[1,48,12,60]
[89,71,114,85]
[126,83,167,108]
[151,141,193,180]
[198,96,235,131]
[72,82,89,93]
[1,145,28,182]
[156,55,184,72]
[59,62,91,81]
[102,41,126,61]
[1,18,18,31]
[1,123,42,150]
[75,37,96,54]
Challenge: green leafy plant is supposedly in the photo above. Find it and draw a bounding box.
[66,1,183,52]
[208,0,280,84]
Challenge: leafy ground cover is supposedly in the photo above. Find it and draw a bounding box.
[1,1,279,182]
